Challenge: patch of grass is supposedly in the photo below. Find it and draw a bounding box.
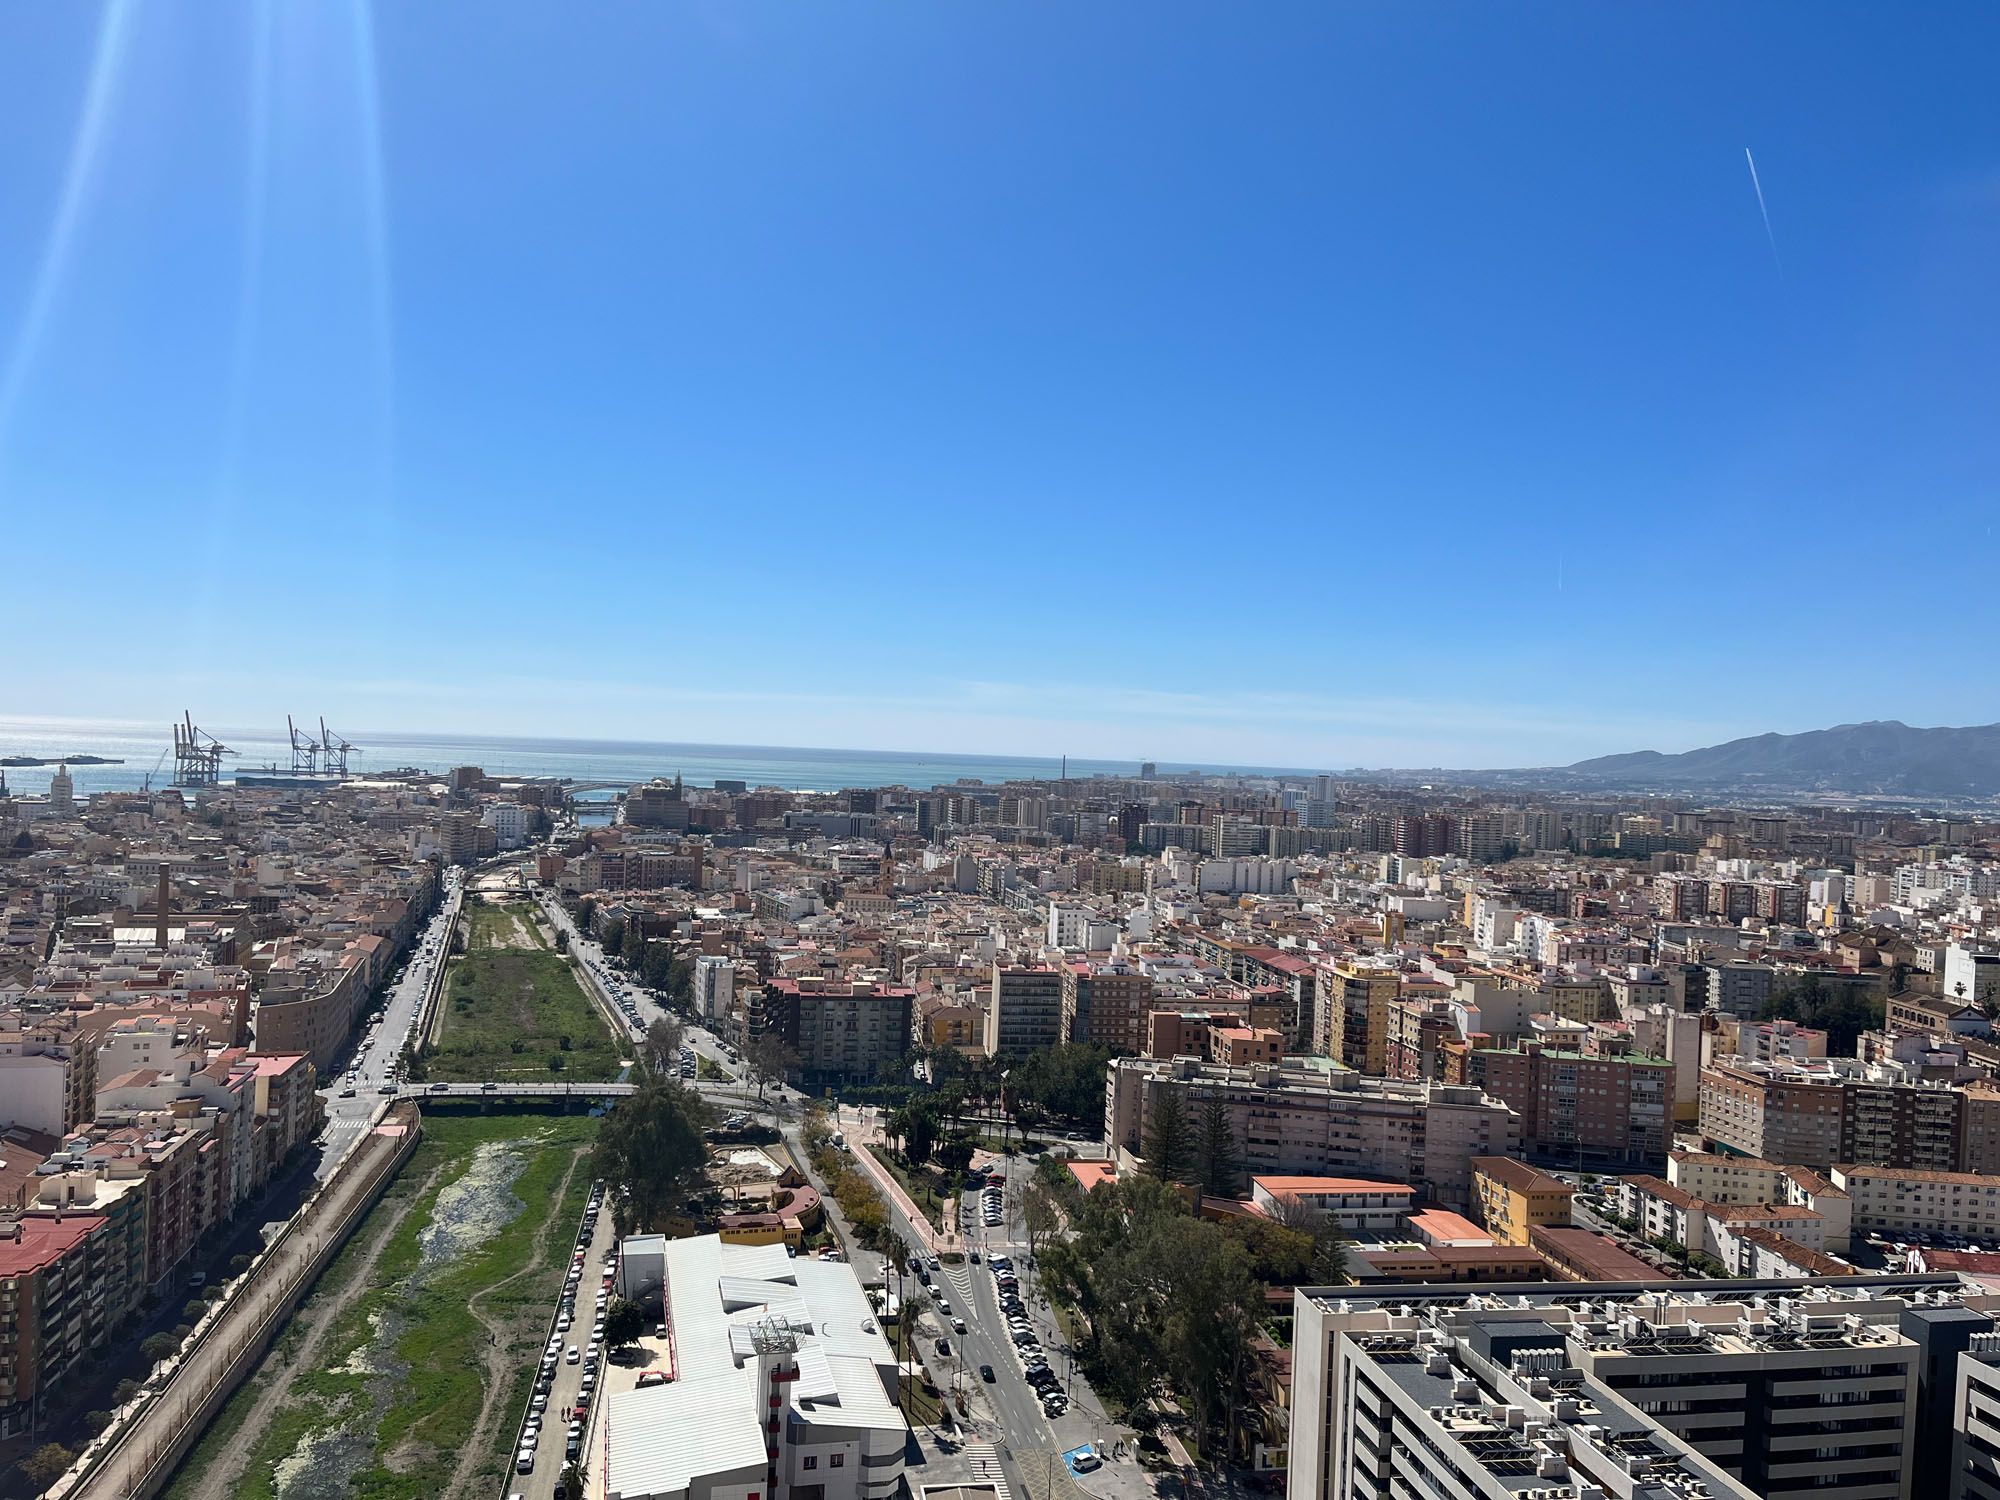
[867,1146,947,1230]
[432,948,625,1082]
[697,1056,731,1082]
[465,900,546,952]
[164,1114,599,1500]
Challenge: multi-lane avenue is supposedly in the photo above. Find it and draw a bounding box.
[313,866,464,1178]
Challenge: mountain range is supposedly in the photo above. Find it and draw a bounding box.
[1365,720,2000,801]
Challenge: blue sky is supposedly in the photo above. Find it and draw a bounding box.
[2,4,1996,768]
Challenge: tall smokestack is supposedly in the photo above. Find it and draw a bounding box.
[156,862,171,950]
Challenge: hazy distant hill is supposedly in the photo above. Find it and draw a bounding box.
[1356,720,2000,800]
[1552,720,2000,798]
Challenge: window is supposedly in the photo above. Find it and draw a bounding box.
[831,1454,845,1468]
[803,1457,818,1471]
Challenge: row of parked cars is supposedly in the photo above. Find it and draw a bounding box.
[516,1182,610,1482]
[990,1254,1067,1418]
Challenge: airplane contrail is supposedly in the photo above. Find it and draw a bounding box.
[1744,147,1784,278]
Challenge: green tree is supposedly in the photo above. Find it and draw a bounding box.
[1761,976,1884,1056]
[593,1073,711,1232]
[1022,1179,1061,1260]
[666,954,695,1011]
[1007,1042,1116,1124]
[113,1378,141,1404]
[603,1296,646,1348]
[577,897,597,932]
[641,1016,685,1073]
[802,1100,834,1156]
[891,1100,937,1167]
[1143,1089,1197,1183]
[745,1032,796,1110]
[601,918,626,959]
[18,1444,75,1495]
[1264,1192,1351,1284]
[1195,1093,1240,1197]
[934,1132,975,1176]
[83,1410,114,1435]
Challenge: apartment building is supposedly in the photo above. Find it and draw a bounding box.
[1104,1055,1518,1206]
[0,1214,119,1439]
[1207,1025,1284,1067]
[1457,1043,1671,1169]
[984,964,1064,1058]
[1289,1292,1759,1500]
[1319,963,1397,1072]
[1386,996,1458,1082]
[1702,1063,2000,1175]
[1469,1155,1577,1245]
[919,998,983,1054]
[1665,1150,1855,1251]
[0,1015,96,1135]
[753,978,913,1088]
[1290,1277,1994,1500]
[1953,1330,2000,1500]
[1699,1064,1846,1168]
[1833,1166,2000,1242]
[253,952,371,1072]
[1060,961,1154,1051]
[693,953,735,1025]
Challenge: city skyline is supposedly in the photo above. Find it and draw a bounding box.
[3,5,1998,762]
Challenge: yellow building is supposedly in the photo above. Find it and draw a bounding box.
[1319,964,1398,1072]
[922,1001,984,1053]
[1470,1155,1577,1245]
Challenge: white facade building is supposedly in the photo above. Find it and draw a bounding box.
[694,954,735,1026]
[604,1235,904,1500]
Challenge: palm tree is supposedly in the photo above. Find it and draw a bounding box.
[885,1236,912,1422]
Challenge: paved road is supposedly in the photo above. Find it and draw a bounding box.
[533,886,751,1086]
[954,1160,1128,1467]
[316,869,465,1178]
[785,1126,1126,1500]
[514,1187,617,1500]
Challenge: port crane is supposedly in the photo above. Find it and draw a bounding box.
[172,712,232,788]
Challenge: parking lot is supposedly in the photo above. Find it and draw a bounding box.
[509,1179,616,1500]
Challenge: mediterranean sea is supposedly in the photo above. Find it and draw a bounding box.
[0,718,1314,799]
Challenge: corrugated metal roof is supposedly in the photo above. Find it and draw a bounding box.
[612,1232,904,1497]
[605,1370,765,1499]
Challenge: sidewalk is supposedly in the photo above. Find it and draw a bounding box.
[837,1105,966,1258]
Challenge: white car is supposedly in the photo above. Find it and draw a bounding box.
[566,1345,580,1364]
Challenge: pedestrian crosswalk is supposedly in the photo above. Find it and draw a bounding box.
[962,1441,1012,1500]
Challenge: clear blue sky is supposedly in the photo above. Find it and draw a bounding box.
[2,3,1996,768]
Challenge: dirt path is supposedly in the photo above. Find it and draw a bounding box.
[443,1144,589,1500]
[178,1160,452,1500]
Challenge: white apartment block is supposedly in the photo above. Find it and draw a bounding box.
[1953,1331,2000,1500]
[1291,1278,1975,1500]
[694,954,735,1026]
[1833,1165,2000,1242]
